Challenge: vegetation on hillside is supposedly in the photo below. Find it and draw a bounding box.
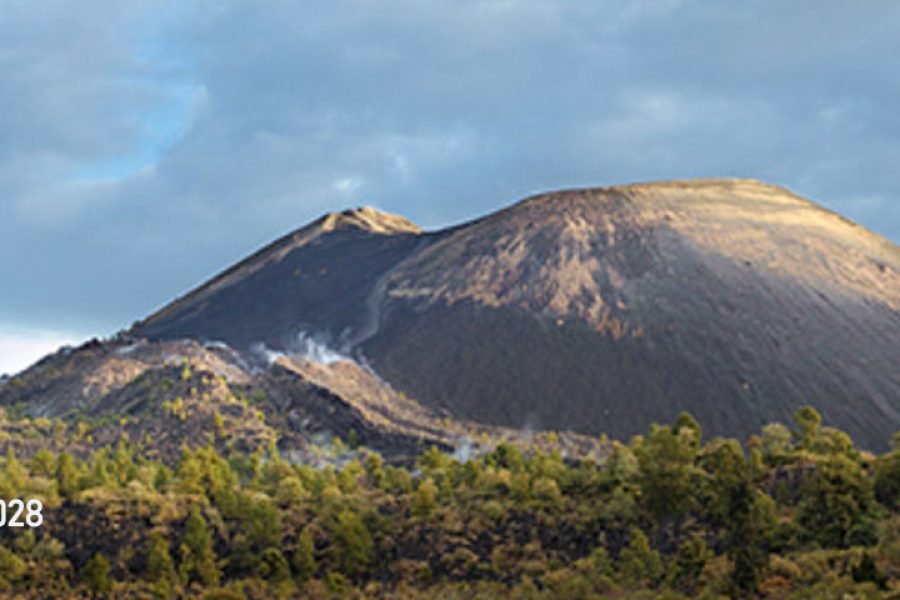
[1,405,899,598]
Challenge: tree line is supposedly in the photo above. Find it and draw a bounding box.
[0,405,899,598]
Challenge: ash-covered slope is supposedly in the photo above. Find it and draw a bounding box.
[132,179,900,449]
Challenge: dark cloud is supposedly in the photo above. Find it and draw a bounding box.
[1,0,898,345]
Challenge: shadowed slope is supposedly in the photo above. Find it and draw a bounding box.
[134,207,427,350]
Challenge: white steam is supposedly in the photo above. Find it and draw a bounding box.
[451,437,477,463]
[114,340,147,356]
[202,340,232,351]
[250,342,286,366]
[251,331,352,367]
[288,332,348,365]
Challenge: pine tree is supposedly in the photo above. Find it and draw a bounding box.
[2,448,27,496]
[798,454,877,547]
[332,509,373,577]
[56,452,80,498]
[0,546,26,583]
[363,452,385,489]
[412,478,438,517]
[258,547,291,583]
[182,507,220,586]
[494,442,526,472]
[111,437,136,485]
[245,496,282,550]
[674,411,702,441]
[618,528,663,588]
[29,448,56,478]
[670,534,710,593]
[293,528,317,582]
[82,553,112,595]
[175,450,205,496]
[721,447,767,597]
[274,477,308,507]
[153,464,173,492]
[793,405,822,450]
[85,450,112,488]
[875,443,900,510]
[634,423,699,525]
[146,530,177,595]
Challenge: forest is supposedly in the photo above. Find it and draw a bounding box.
[1,404,899,599]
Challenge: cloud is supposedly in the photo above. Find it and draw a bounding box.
[1,0,899,337]
[0,326,82,376]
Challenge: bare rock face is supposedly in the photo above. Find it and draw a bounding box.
[131,179,900,450]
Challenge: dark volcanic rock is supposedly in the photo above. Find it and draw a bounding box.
[131,179,900,450]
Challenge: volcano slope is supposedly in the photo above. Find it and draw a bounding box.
[132,179,900,450]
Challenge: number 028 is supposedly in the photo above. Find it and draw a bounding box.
[0,499,43,527]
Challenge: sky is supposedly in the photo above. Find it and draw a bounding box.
[1,1,899,375]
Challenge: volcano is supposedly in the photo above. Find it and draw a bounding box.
[131,179,900,449]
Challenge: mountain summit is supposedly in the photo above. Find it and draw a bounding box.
[132,179,900,449]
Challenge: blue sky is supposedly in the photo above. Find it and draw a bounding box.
[1,0,899,374]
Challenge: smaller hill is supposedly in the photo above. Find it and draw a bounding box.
[0,337,605,465]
